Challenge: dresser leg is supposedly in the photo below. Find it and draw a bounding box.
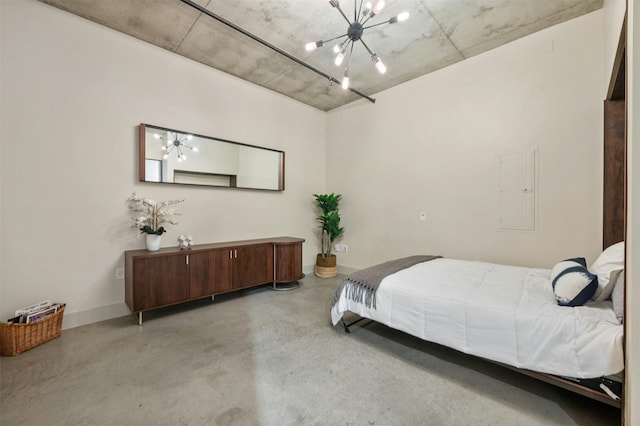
[268,281,301,291]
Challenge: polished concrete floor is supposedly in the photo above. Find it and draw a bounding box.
[1,274,621,425]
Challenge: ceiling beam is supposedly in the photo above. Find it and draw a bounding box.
[179,0,376,104]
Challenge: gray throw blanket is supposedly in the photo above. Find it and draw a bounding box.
[332,255,442,309]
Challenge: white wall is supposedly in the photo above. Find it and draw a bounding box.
[327,10,607,271]
[603,0,628,94]
[0,0,326,327]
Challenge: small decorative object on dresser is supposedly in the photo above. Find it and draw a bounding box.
[178,235,193,250]
[127,192,184,252]
[313,193,345,278]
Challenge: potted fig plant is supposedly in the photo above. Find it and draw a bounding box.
[313,193,345,278]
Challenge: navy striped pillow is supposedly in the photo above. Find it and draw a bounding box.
[551,258,598,307]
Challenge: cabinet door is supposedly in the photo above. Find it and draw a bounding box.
[274,242,303,282]
[132,255,189,311]
[212,249,234,294]
[233,244,274,289]
[189,252,214,299]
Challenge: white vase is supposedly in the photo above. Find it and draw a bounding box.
[146,234,162,252]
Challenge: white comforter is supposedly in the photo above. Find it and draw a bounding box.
[331,258,624,378]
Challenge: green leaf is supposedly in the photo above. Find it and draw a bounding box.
[140,225,166,235]
[313,193,345,256]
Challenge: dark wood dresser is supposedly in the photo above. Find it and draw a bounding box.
[125,237,304,324]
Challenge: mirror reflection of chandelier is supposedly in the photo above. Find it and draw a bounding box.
[154,132,198,162]
[305,0,409,90]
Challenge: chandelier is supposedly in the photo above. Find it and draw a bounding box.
[305,0,409,90]
[154,132,198,162]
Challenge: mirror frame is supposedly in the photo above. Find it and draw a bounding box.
[138,123,285,191]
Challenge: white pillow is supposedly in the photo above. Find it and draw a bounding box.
[590,241,625,301]
[611,272,624,324]
[551,258,598,306]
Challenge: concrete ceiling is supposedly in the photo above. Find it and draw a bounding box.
[39,0,604,111]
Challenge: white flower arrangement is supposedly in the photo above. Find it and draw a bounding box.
[127,192,184,235]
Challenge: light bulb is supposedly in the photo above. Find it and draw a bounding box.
[341,69,350,90]
[163,154,168,159]
[371,54,386,74]
[389,12,409,24]
[334,39,348,53]
[161,146,166,151]
[153,134,160,139]
[192,147,198,152]
[187,135,193,140]
[335,52,345,66]
[305,41,324,51]
[181,155,186,160]
[363,2,372,14]
[177,156,182,162]
[373,0,385,14]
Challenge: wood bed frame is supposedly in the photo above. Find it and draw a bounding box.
[502,366,620,408]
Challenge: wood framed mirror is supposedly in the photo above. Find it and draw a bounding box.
[139,123,285,191]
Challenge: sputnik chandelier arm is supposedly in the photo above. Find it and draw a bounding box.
[154,132,198,163]
[330,0,352,24]
[305,0,409,90]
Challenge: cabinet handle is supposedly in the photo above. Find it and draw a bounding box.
[186,255,189,265]
[234,249,237,258]
[229,250,232,259]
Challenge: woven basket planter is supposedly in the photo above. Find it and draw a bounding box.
[315,254,337,278]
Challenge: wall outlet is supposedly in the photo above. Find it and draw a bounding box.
[115,267,124,280]
[334,244,348,252]
[419,212,427,221]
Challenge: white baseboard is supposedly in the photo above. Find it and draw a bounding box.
[337,264,358,275]
[303,263,359,277]
[62,302,131,330]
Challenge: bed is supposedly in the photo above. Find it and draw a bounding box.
[331,245,625,406]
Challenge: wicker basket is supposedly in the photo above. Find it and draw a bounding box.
[0,304,65,356]
[314,265,337,278]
